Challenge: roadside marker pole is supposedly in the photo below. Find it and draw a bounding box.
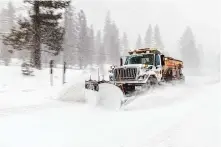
[50,60,54,86]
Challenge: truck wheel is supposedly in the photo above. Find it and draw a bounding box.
[142,78,151,91]
[142,76,158,91]
[95,85,99,91]
[149,76,158,86]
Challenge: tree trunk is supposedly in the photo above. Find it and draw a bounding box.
[33,1,41,69]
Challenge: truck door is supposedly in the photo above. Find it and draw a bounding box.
[155,54,163,81]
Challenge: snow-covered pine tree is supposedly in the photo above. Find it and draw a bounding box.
[122,32,129,50]
[110,21,120,65]
[153,24,164,50]
[100,42,106,64]
[94,30,102,64]
[103,11,112,64]
[3,0,70,69]
[119,34,124,56]
[87,25,95,65]
[197,44,204,68]
[63,3,79,66]
[0,1,15,66]
[102,11,121,65]
[144,24,152,48]
[136,34,142,49]
[94,30,105,74]
[179,26,200,73]
[7,1,15,28]
[120,32,129,56]
[77,9,88,68]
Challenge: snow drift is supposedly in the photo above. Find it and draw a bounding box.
[57,79,86,102]
[58,81,124,110]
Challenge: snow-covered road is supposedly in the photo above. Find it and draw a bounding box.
[144,83,221,147]
[0,66,220,147]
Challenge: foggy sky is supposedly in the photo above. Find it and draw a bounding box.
[0,0,220,57]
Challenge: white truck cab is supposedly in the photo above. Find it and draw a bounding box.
[109,48,165,87]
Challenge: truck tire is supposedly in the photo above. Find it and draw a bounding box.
[142,79,151,90]
[142,76,157,91]
[149,76,158,86]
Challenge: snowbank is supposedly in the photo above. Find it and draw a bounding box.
[57,78,86,102]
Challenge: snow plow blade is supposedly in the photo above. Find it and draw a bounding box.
[85,80,124,110]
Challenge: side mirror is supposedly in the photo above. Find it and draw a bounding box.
[120,58,123,66]
[161,55,165,66]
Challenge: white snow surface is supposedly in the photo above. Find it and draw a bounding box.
[0,65,220,147]
[95,83,123,110]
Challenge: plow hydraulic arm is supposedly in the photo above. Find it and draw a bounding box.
[85,79,110,91]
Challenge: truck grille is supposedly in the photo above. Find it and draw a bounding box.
[114,68,137,80]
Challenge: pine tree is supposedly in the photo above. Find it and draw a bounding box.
[102,11,120,65]
[197,44,204,68]
[7,1,15,30]
[103,11,112,63]
[153,24,164,49]
[179,26,200,71]
[88,25,95,64]
[63,3,78,66]
[77,9,88,68]
[144,24,152,48]
[122,32,129,49]
[120,32,129,56]
[110,22,120,65]
[70,4,79,66]
[0,1,15,66]
[95,30,101,64]
[3,0,70,69]
[136,34,142,48]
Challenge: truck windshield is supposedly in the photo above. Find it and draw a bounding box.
[124,54,154,65]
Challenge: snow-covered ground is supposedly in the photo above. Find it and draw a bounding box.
[0,65,220,147]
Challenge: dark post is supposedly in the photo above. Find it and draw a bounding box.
[50,60,54,86]
[63,61,66,84]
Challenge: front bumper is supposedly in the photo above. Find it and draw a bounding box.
[109,80,147,85]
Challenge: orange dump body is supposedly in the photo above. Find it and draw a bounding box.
[164,57,183,68]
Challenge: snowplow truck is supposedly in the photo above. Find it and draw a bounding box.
[85,48,185,95]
